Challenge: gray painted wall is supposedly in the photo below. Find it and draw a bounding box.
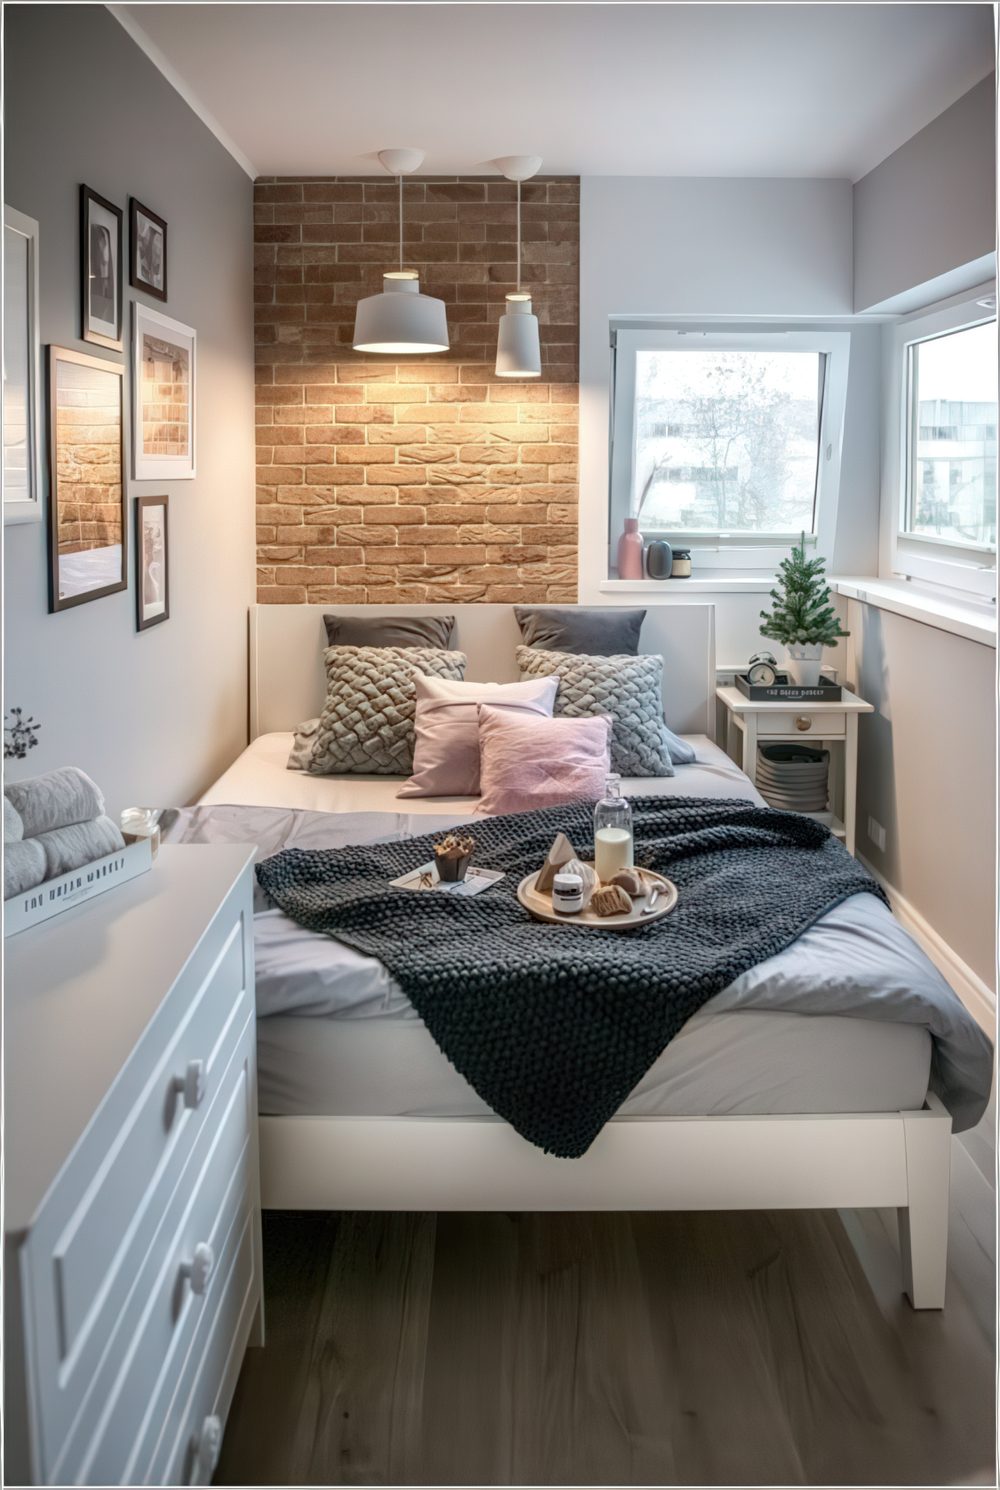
[849,599,996,989]
[853,74,996,312]
[4,5,254,812]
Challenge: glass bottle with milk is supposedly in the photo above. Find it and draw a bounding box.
[593,775,633,882]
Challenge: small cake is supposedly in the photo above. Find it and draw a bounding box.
[591,884,633,917]
[433,832,475,882]
[609,867,644,899]
[562,857,598,903]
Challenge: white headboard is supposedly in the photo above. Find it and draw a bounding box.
[249,603,716,738]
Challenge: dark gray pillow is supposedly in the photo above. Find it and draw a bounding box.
[514,606,646,656]
[323,613,455,650]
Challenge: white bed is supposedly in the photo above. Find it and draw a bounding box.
[186,602,987,1308]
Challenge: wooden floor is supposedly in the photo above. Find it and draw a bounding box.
[217,1109,996,1487]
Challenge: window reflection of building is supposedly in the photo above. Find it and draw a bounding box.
[914,397,997,546]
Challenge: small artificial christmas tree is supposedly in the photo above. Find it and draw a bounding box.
[759,535,848,647]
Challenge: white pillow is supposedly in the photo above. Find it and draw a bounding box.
[397,674,559,798]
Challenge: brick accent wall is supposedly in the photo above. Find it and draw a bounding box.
[254,176,579,604]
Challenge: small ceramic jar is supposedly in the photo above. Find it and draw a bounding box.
[551,871,585,914]
[670,548,692,578]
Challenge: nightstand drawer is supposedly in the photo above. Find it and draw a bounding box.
[757,711,846,738]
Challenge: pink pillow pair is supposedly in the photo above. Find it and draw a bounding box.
[476,707,612,816]
[397,674,559,798]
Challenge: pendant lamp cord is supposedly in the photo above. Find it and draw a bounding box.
[398,174,404,273]
[515,179,522,294]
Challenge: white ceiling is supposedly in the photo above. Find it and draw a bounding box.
[115,3,994,181]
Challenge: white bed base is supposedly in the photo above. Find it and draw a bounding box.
[247,600,954,1309]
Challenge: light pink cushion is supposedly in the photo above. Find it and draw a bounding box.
[476,707,612,816]
[397,674,559,798]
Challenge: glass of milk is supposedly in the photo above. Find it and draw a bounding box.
[593,775,633,882]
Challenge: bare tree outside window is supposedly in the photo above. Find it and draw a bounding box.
[632,349,823,536]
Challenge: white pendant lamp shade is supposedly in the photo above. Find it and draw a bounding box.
[353,271,449,355]
[493,155,543,379]
[496,293,541,377]
[352,150,448,355]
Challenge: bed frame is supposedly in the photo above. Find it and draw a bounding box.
[247,602,953,1308]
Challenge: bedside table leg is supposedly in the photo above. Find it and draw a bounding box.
[844,714,858,855]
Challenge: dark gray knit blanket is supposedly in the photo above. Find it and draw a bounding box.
[256,798,888,1158]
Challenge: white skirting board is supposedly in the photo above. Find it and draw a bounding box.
[858,853,996,1038]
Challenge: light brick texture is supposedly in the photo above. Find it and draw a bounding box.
[254,176,579,604]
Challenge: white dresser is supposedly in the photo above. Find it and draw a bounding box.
[4,844,263,1486]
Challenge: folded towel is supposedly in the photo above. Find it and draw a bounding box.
[5,767,105,838]
[4,797,24,842]
[4,839,47,899]
[35,815,125,880]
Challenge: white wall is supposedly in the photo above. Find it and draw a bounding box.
[577,176,873,664]
[853,75,996,313]
[3,6,255,813]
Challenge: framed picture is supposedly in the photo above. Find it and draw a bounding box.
[80,185,123,351]
[132,303,196,479]
[47,346,126,612]
[135,495,169,630]
[129,197,167,302]
[3,206,42,525]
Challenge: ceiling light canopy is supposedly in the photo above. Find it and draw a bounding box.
[352,148,449,355]
[493,155,542,379]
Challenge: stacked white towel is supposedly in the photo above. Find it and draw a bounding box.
[4,768,125,900]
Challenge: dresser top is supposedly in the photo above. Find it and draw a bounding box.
[4,844,254,1234]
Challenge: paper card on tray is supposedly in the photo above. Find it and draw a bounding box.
[390,861,505,897]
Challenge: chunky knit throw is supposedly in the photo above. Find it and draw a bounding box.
[256,799,888,1158]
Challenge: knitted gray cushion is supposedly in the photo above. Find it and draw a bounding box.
[516,645,674,778]
[307,646,467,776]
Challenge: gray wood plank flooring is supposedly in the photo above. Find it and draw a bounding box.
[217,1120,996,1487]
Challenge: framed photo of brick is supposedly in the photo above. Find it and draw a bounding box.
[129,198,167,302]
[132,303,195,479]
[135,494,169,630]
[80,185,123,352]
[47,345,126,612]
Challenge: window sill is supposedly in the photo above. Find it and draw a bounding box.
[831,577,997,648]
[600,578,776,595]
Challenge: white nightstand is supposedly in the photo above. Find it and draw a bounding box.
[715,684,874,855]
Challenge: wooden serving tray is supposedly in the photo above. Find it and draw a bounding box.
[516,864,678,930]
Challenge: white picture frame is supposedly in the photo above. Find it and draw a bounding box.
[132,302,196,480]
[3,206,42,525]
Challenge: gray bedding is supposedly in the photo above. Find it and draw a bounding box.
[164,799,994,1131]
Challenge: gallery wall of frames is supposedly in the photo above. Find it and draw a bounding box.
[4,184,188,630]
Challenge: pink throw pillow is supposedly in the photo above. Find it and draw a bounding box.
[476,707,612,816]
[397,674,559,798]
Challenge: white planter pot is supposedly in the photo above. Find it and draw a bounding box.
[785,643,823,687]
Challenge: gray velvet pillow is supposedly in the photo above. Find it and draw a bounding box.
[514,606,646,656]
[516,645,674,778]
[323,613,455,650]
[307,646,467,776]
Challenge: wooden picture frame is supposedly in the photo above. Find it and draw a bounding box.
[47,346,126,612]
[129,197,167,302]
[80,185,123,352]
[135,494,170,630]
[132,303,196,480]
[3,206,43,525]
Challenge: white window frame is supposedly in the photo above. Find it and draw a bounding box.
[882,289,996,602]
[609,326,851,575]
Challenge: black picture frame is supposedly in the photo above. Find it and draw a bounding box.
[80,185,123,352]
[47,345,127,613]
[135,494,170,631]
[129,197,168,303]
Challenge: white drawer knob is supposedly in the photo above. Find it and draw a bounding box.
[192,1413,222,1480]
[172,1059,205,1110]
[181,1241,215,1296]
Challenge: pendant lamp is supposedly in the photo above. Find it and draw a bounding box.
[353,149,449,355]
[493,155,543,378]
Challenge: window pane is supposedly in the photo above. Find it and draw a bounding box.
[632,349,822,535]
[908,321,997,549]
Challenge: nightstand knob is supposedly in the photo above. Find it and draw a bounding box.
[794,715,812,732]
[172,1059,205,1110]
[191,1414,222,1480]
[181,1241,215,1296]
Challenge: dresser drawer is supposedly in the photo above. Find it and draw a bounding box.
[22,890,252,1479]
[757,711,846,738]
[70,1029,257,1485]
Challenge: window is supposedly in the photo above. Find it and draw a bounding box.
[886,297,997,601]
[609,328,850,575]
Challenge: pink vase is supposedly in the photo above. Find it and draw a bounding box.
[617,518,645,580]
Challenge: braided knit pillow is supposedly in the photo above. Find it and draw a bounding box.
[515,645,674,777]
[306,646,467,776]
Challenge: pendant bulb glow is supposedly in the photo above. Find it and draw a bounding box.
[493,160,543,378]
[352,152,449,355]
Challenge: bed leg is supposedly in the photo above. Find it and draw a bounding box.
[897,1096,952,1310]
